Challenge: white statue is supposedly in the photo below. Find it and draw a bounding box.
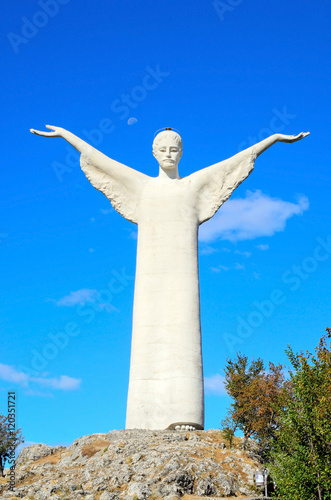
[30,125,309,430]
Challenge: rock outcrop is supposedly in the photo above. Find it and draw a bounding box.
[0,429,265,500]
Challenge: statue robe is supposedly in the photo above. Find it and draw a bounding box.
[80,146,256,429]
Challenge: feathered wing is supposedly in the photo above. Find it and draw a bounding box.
[188,147,257,224]
[80,149,150,224]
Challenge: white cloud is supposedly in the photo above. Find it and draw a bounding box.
[56,289,98,307]
[199,190,309,243]
[211,265,229,273]
[212,263,245,272]
[235,250,251,258]
[100,208,114,215]
[32,375,81,391]
[55,289,118,313]
[204,374,227,396]
[200,245,218,256]
[0,363,81,393]
[23,388,54,397]
[0,363,29,386]
[256,244,269,251]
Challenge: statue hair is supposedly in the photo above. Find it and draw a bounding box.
[153,130,183,153]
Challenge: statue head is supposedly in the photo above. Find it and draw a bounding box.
[153,128,183,171]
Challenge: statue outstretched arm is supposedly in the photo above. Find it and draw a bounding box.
[252,132,310,158]
[30,126,150,224]
[189,132,310,224]
[31,125,92,154]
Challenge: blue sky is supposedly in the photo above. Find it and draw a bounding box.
[1,0,330,449]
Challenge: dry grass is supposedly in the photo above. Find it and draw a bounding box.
[93,493,103,500]
[33,449,64,465]
[81,439,111,458]
[4,431,259,499]
[18,473,43,487]
[178,430,259,496]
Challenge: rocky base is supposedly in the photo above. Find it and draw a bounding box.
[0,429,265,500]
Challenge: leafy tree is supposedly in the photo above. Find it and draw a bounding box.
[244,362,290,455]
[223,353,289,454]
[268,329,331,500]
[0,414,24,477]
[220,416,235,448]
[224,353,264,440]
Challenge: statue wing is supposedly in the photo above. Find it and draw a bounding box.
[188,147,257,224]
[80,149,150,224]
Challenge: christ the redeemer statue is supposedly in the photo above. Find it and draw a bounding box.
[30,125,309,430]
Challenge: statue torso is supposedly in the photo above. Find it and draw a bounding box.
[137,177,199,226]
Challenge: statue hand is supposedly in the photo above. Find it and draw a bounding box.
[30,125,64,137]
[277,132,310,143]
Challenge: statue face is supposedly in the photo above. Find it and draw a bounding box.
[153,136,182,170]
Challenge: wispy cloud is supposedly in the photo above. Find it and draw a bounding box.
[0,363,81,393]
[0,363,28,385]
[200,245,218,256]
[211,265,229,273]
[256,244,269,251]
[211,263,245,272]
[54,288,118,313]
[100,208,114,215]
[199,190,309,243]
[56,289,98,307]
[204,374,227,396]
[235,250,251,258]
[34,375,81,390]
[23,388,54,397]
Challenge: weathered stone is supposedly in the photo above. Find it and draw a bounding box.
[15,443,64,467]
[196,476,217,496]
[126,482,153,499]
[1,429,265,499]
[173,470,195,495]
[99,493,120,500]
